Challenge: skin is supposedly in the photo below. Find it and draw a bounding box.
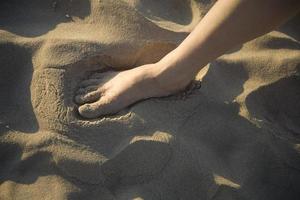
[75,0,300,119]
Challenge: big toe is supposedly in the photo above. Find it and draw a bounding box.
[78,99,116,118]
[78,103,99,119]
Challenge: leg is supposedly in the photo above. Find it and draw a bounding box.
[75,0,300,118]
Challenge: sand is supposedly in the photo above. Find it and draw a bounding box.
[0,0,300,199]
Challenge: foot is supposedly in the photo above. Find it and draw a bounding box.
[74,64,191,118]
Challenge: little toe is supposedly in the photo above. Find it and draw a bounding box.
[74,90,101,105]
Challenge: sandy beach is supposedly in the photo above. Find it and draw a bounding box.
[0,0,300,199]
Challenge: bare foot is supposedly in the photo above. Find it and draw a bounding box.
[74,64,190,118]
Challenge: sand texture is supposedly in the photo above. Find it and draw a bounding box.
[1,0,300,199]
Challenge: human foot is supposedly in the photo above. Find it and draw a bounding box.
[74,63,191,118]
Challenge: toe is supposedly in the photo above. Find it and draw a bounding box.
[89,72,106,79]
[78,103,96,119]
[89,71,118,81]
[74,90,101,105]
[78,97,117,118]
[78,102,102,119]
[79,79,103,87]
[76,85,98,95]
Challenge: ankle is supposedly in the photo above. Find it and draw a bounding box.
[151,61,193,94]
